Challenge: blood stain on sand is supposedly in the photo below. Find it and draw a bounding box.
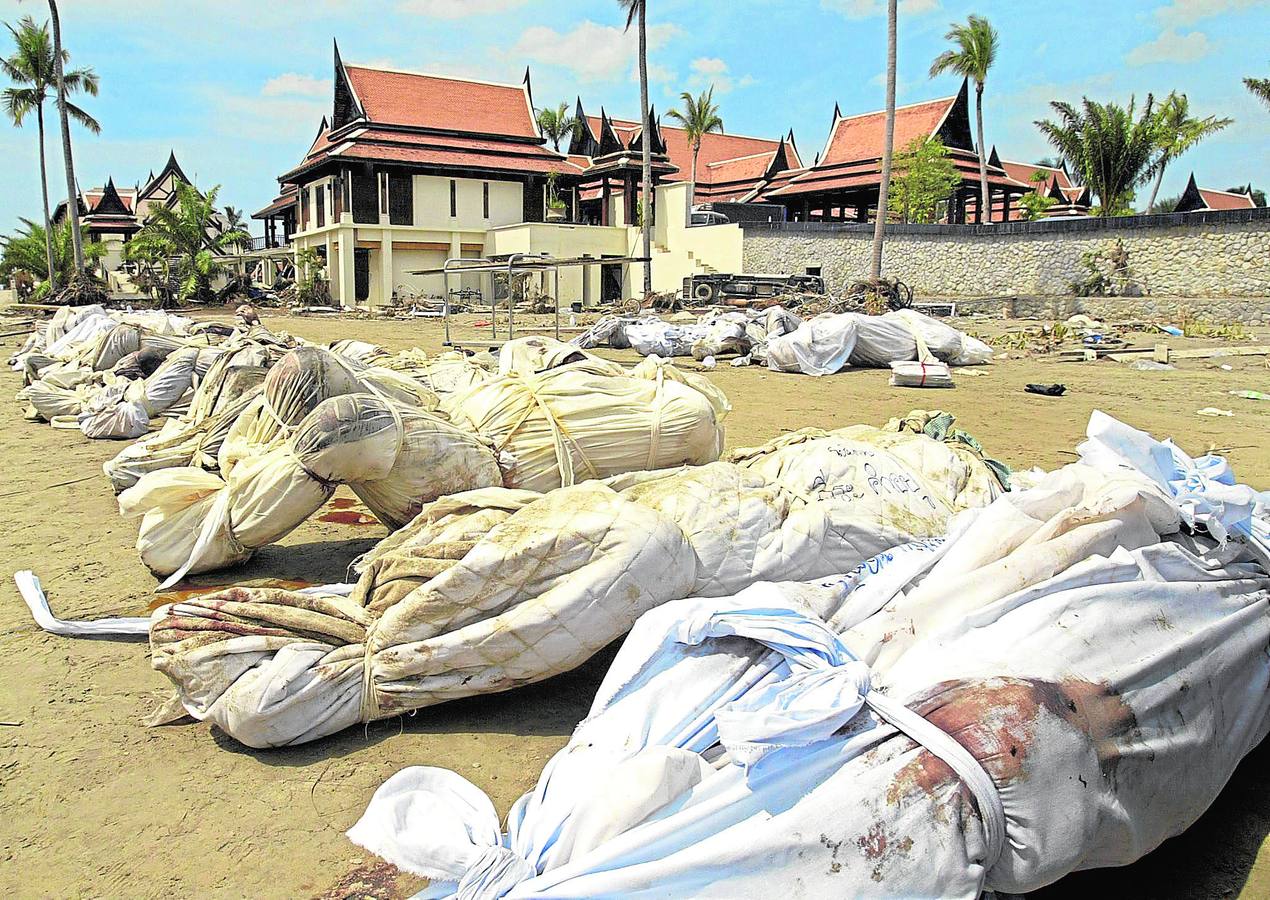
[146,577,314,611]
[318,496,380,526]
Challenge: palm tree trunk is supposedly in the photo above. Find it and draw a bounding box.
[1145,162,1167,212]
[975,82,989,222]
[687,144,698,227]
[870,0,897,280]
[637,1,652,296]
[35,104,57,291]
[48,0,84,276]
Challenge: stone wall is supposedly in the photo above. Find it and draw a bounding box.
[741,209,1270,323]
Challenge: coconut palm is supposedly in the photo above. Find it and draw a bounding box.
[1036,95,1161,217]
[45,0,87,274]
[1,14,98,292]
[536,101,579,152]
[222,205,251,250]
[929,14,998,222]
[619,0,652,295]
[870,0,897,279]
[127,181,248,306]
[1246,77,1270,108]
[0,216,103,300]
[1144,92,1232,211]
[666,86,723,225]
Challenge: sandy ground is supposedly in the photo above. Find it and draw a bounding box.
[1,306,1268,899]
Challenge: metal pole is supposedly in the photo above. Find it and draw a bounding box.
[443,263,451,346]
[554,267,560,341]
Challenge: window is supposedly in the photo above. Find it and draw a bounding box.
[300,191,310,230]
[352,169,378,224]
[483,182,490,219]
[315,185,325,228]
[450,179,457,217]
[388,172,413,225]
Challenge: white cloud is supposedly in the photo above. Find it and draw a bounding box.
[1155,0,1265,27]
[1126,28,1214,65]
[686,57,756,94]
[511,20,678,83]
[643,62,677,85]
[820,0,941,19]
[261,73,332,98]
[399,0,527,18]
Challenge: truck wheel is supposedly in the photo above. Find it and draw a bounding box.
[693,281,718,303]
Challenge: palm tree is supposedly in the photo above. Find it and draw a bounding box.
[46,0,87,274]
[666,86,723,225]
[1,14,98,293]
[619,0,652,296]
[536,101,579,152]
[126,181,248,307]
[929,14,998,223]
[1036,95,1161,217]
[1144,92,1232,211]
[222,205,250,250]
[870,0,897,279]
[1246,77,1270,108]
[0,216,103,300]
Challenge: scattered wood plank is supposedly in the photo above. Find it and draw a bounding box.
[1168,344,1270,360]
[1059,345,1154,361]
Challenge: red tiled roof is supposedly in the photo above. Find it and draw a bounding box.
[253,191,298,219]
[661,127,786,183]
[345,66,537,138]
[336,142,581,176]
[1198,187,1256,210]
[83,188,136,213]
[763,152,1023,199]
[584,113,791,184]
[822,96,955,166]
[999,159,1074,195]
[354,128,564,159]
[701,151,776,186]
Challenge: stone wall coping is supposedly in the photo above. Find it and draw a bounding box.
[740,205,1270,237]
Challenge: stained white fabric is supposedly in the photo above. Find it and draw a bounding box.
[145,418,1003,747]
[347,413,1270,898]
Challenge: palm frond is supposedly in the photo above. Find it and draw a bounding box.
[64,100,100,134]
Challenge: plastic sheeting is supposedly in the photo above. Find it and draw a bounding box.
[347,413,1270,899]
[102,336,297,491]
[145,417,1004,747]
[766,310,993,376]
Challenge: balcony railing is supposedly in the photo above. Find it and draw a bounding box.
[244,235,292,251]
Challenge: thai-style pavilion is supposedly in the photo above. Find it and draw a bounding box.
[1174,173,1257,212]
[752,80,1031,223]
[53,151,226,271]
[565,99,802,223]
[993,152,1092,219]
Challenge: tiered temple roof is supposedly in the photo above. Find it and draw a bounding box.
[279,44,580,185]
[758,80,1025,205]
[55,150,196,234]
[1175,173,1257,212]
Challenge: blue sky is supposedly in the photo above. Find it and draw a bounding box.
[0,0,1266,232]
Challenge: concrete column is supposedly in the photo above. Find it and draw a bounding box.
[380,236,394,306]
[336,229,354,308]
[449,232,463,297]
